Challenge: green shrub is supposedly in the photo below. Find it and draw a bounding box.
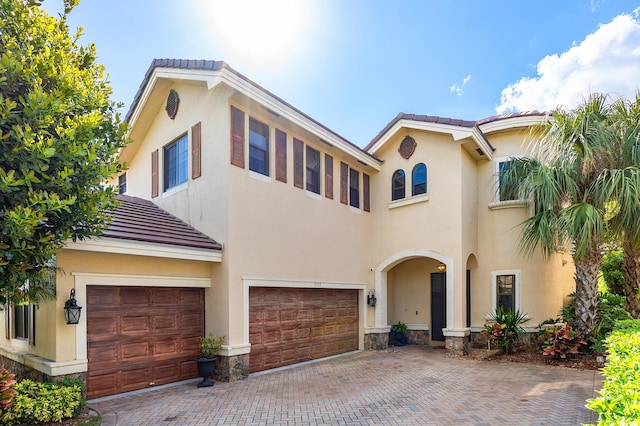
[541,324,587,359]
[482,307,529,354]
[557,292,630,352]
[391,321,408,333]
[586,319,640,424]
[601,248,624,296]
[0,378,85,425]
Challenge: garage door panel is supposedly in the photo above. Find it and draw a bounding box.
[249,287,358,373]
[87,286,204,399]
[121,316,151,335]
[120,288,152,306]
[87,316,118,341]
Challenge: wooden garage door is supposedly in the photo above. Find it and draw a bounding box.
[249,287,358,372]
[86,286,204,399]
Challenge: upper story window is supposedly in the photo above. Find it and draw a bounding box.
[349,168,360,208]
[249,117,269,176]
[163,134,188,191]
[118,173,127,194]
[497,159,518,202]
[392,170,405,201]
[306,145,321,194]
[412,163,427,196]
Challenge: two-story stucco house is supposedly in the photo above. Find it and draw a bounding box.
[0,59,575,399]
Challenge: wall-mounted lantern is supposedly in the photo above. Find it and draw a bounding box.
[64,289,82,325]
[367,289,377,307]
[437,262,446,272]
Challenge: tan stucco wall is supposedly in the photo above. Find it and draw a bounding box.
[386,258,436,325]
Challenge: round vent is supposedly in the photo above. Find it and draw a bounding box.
[398,136,416,159]
[166,89,179,119]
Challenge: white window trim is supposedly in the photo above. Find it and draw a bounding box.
[489,269,521,315]
[249,170,272,184]
[489,156,528,209]
[388,193,429,209]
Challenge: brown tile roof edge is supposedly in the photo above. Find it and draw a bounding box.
[364,110,547,152]
[126,58,381,165]
[100,194,222,251]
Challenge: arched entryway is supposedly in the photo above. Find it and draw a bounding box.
[372,250,453,346]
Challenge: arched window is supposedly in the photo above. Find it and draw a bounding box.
[392,170,405,200]
[412,163,427,196]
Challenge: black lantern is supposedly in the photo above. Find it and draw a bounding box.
[367,290,377,307]
[64,289,82,325]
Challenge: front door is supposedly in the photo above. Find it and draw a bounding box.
[431,272,446,341]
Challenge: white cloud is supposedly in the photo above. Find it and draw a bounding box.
[496,12,640,114]
[450,74,472,96]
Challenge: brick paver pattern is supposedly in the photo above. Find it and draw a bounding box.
[89,346,602,425]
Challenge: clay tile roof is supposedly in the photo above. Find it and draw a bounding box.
[476,110,546,126]
[126,58,381,164]
[102,195,222,251]
[364,113,477,151]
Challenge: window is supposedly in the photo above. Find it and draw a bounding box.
[391,170,405,201]
[496,274,515,310]
[412,163,427,196]
[498,159,517,202]
[249,117,269,176]
[13,305,31,340]
[491,270,520,313]
[349,168,360,208]
[118,173,127,194]
[163,134,188,191]
[306,146,320,194]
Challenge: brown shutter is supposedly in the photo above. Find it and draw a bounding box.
[363,173,370,212]
[151,149,159,198]
[340,162,348,205]
[293,138,304,189]
[324,154,333,199]
[5,305,9,340]
[275,129,287,183]
[191,122,202,179]
[28,304,35,346]
[230,106,245,168]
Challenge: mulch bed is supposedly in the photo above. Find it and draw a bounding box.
[465,344,605,371]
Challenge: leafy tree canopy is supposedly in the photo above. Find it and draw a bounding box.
[0,0,128,304]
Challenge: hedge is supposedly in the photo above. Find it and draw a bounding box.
[587,319,640,424]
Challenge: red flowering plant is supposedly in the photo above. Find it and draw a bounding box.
[541,324,586,359]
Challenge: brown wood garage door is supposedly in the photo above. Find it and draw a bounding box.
[86,286,204,399]
[249,287,358,373]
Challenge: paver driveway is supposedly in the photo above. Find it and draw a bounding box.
[89,346,603,425]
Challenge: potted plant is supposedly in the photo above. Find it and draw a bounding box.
[195,332,225,387]
[391,321,408,346]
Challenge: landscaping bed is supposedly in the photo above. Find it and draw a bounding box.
[466,344,604,371]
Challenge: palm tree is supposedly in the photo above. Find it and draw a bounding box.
[502,94,612,337]
[599,92,640,318]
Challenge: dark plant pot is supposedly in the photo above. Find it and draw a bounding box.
[195,357,217,387]
[393,331,407,346]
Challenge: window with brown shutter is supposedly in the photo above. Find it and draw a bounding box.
[192,122,202,179]
[325,154,333,199]
[151,149,159,198]
[340,162,348,205]
[349,168,360,209]
[363,173,370,212]
[293,138,304,189]
[275,129,287,183]
[230,106,245,168]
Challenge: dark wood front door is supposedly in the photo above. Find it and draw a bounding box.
[249,287,358,373]
[86,286,204,399]
[431,273,446,341]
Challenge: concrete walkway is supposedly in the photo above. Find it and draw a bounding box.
[88,346,603,425]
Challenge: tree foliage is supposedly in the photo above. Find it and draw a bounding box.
[0,0,128,304]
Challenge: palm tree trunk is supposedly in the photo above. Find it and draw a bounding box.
[622,241,640,319]
[572,248,603,337]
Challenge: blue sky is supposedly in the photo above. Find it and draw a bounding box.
[42,0,640,147]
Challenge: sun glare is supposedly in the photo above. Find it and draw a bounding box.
[204,0,313,70]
